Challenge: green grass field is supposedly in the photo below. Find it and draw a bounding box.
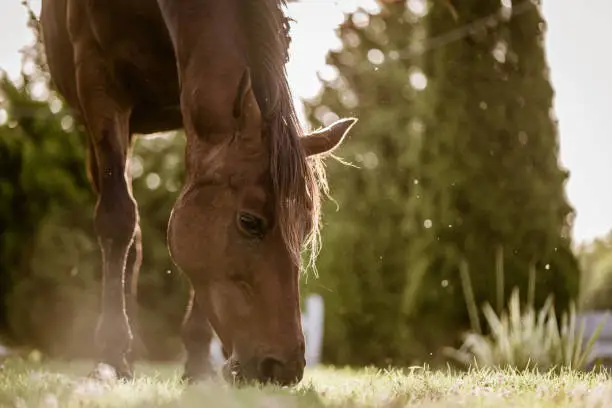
[0,359,611,407]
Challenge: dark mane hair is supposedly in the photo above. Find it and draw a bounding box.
[241,0,328,272]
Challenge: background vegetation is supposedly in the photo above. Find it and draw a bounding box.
[302,0,579,367]
[0,0,607,373]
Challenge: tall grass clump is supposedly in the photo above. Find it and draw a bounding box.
[446,249,607,372]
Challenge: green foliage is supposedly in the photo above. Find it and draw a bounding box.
[445,288,606,372]
[302,1,580,367]
[0,0,584,370]
[576,232,612,310]
[0,67,189,359]
[129,133,190,360]
[0,5,191,358]
[302,3,431,367]
[0,72,99,354]
[413,0,580,334]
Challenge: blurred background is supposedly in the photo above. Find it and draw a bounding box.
[1,0,611,370]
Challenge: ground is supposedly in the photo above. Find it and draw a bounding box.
[0,359,611,407]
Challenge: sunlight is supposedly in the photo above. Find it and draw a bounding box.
[367,48,385,65]
[145,173,161,190]
[352,11,371,28]
[0,0,610,244]
[30,80,49,101]
[406,0,428,17]
[409,69,428,91]
[318,64,340,83]
[60,115,74,132]
[49,97,63,114]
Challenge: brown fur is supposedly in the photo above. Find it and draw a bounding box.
[241,0,326,271]
[39,0,357,386]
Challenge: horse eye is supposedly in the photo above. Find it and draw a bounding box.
[238,212,266,238]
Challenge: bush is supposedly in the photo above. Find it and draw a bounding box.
[576,233,612,311]
[445,288,606,372]
[445,257,604,372]
[0,72,96,353]
[301,2,580,368]
[0,70,189,360]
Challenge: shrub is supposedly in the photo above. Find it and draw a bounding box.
[445,286,606,371]
[0,70,188,360]
[576,233,612,311]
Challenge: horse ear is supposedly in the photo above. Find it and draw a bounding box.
[301,118,357,157]
[233,67,262,134]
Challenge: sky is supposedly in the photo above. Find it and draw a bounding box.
[0,0,610,246]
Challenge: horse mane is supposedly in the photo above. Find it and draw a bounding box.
[241,0,328,273]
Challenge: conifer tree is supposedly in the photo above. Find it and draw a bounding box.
[304,0,579,366]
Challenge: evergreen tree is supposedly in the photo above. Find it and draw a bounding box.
[303,0,580,367]
[303,2,436,366]
[0,19,190,357]
[417,0,579,321]
[576,232,612,310]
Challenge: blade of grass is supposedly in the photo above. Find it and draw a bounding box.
[496,245,504,315]
[460,258,481,335]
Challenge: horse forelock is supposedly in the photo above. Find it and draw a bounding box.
[242,0,328,274]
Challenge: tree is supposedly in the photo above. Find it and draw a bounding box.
[302,2,436,366]
[302,0,580,367]
[0,71,100,354]
[576,232,612,310]
[418,0,579,319]
[0,22,190,358]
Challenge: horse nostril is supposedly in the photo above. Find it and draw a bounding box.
[258,356,285,383]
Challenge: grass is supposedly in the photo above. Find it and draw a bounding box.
[446,250,608,372]
[0,359,612,407]
[445,288,608,371]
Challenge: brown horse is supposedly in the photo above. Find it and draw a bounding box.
[39,0,356,386]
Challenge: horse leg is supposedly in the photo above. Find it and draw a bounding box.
[124,161,143,368]
[87,130,141,377]
[76,53,136,380]
[89,126,136,380]
[124,222,142,368]
[181,287,214,383]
